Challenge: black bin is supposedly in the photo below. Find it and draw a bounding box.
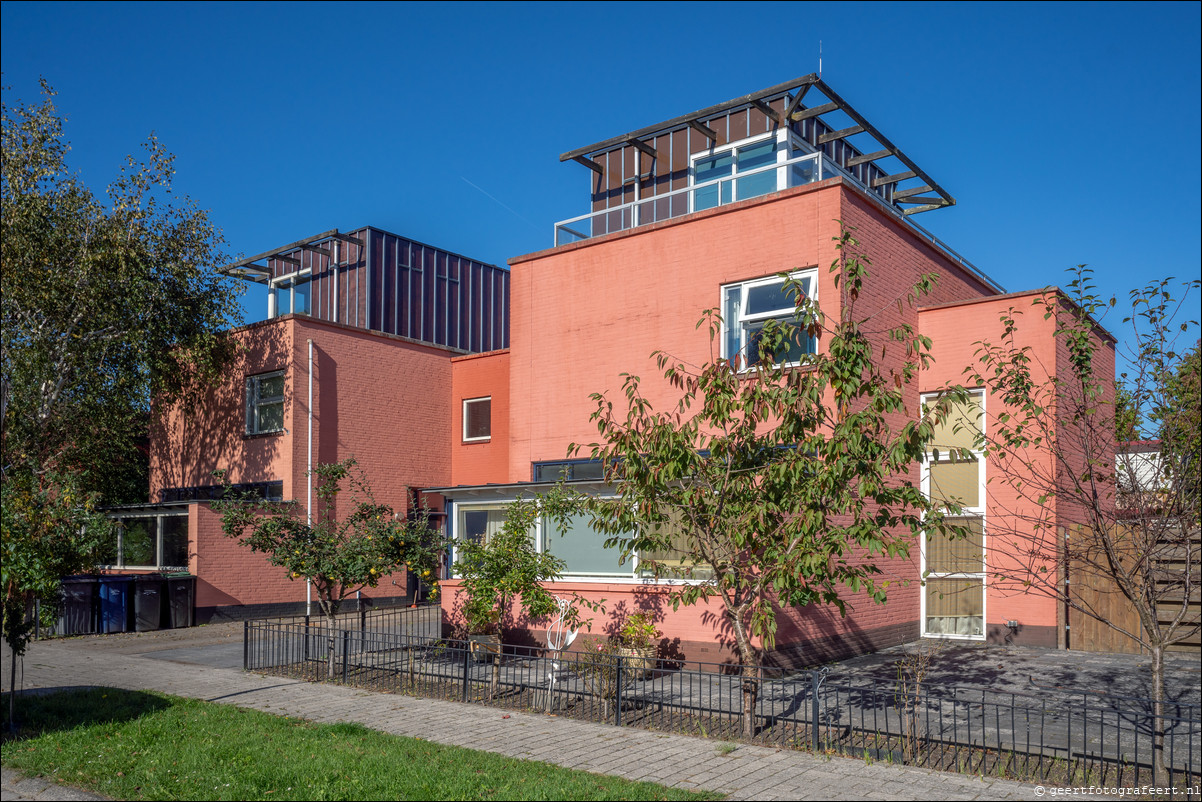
[164,573,195,628]
[133,574,165,632]
[56,575,97,635]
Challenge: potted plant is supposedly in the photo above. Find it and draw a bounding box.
[463,595,502,662]
[614,611,660,678]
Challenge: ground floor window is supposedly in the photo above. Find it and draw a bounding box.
[451,499,710,582]
[99,512,189,570]
[920,390,986,639]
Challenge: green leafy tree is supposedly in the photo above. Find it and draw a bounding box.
[2,81,240,503]
[573,228,970,738]
[215,459,443,679]
[1,471,110,728]
[453,493,600,698]
[969,268,1200,785]
[453,496,570,642]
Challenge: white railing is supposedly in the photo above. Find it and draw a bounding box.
[553,151,825,247]
[552,150,1001,293]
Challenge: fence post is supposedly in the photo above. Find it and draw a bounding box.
[341,629,350,681]
[243,620,249,670]
[811,669,821,752]
[360,606,367,634]
[615,656,624,727]
[462,643,471,703]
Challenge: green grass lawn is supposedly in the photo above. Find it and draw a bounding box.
[2,689,721,801]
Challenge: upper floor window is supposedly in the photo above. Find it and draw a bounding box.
[246,371,285,435]
[463,397,491,442]
[721,270,817,368]
[692,136,781,212]
[269,273,311,318]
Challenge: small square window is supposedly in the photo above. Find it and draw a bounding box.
[246,371,285,435]
[463,397,491,442]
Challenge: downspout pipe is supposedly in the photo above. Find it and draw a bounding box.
[306,338,313,617]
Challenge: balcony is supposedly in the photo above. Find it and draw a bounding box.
[554,148,843,247]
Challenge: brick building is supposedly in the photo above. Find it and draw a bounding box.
[143,75,1113,661]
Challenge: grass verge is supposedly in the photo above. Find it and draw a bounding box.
[2,689,720,801]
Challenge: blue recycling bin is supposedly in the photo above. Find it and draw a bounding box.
[98,575,134,633]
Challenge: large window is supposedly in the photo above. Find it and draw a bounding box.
[921,391,986,639]
[99,512,189,569]
[452,500,709,582]
[463,397,491,442]
[722,271,817,367]
[246,371,285,435]
[692,136,781,212]
[269,273,311,318]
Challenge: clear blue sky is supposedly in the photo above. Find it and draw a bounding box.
[4,1,1200,347]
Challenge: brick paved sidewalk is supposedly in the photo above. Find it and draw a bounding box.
[2,635,1053,801]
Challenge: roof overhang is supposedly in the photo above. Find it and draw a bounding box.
[560,74,955,216]
[425,480,612,501]
[220,229,366,284]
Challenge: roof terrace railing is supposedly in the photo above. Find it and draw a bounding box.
[552,150,1001,294]
[553,151,827,247]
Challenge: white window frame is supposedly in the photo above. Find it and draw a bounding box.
[246,370,286,435]
[720,269,818,369]
[919,389,987,641]
[462,396,492,443]
[448,496,710,585]
[268,268,312,318]
[688,128,822,214]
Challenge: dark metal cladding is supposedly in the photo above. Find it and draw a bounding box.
[224,226,508,354]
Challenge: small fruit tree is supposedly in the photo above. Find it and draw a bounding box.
[216,458,442,678]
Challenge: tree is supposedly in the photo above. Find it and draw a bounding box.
[969,268,1200,785]
[1,81,241,503]
[573,228,971,738]
[453,496,567,643]
[2,80,239,725]
[1,471,110,728]
[215,459,443,679]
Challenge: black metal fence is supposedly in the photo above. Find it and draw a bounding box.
[244,610,1200,793]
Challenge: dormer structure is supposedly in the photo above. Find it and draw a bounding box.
[554,74,970,249]
[223,226,509,353]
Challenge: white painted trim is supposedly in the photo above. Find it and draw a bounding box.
[462,396,492,442]
[919,388,987,641]
[720,268,819,368]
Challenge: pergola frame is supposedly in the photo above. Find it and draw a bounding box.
[560,74,954,216]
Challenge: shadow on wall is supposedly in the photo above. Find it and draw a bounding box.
[151,323,290,496]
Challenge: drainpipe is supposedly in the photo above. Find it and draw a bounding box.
[306,338,314,617]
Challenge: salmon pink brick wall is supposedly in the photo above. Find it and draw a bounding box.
[288,316,455,520]
[918,292,1096,647]
[451,350,510,486]
[495,180,1006,664]
[155,316,460,620]
[507,181,847,481]
[150,318,296,500]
